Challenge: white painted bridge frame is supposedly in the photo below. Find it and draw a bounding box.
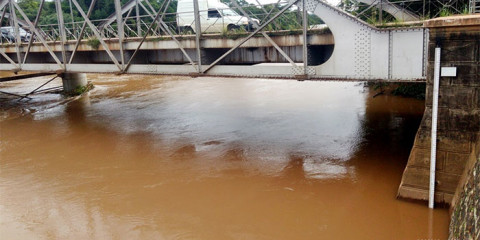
[0,0,427,81]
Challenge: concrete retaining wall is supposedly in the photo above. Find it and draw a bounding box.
[448,136,479,240]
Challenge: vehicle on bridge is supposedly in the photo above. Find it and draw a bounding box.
[176,0,260,33]
[0,26,31,43]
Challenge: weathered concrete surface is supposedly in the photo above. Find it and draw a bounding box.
[62,72,87,93]
[397,15,480,204]
[448,136,479,240]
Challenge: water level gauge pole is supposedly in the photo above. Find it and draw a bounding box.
[429,47,441,209]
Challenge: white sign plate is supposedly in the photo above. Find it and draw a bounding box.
[441,67,457,77]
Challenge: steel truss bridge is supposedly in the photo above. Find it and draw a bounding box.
[0,0,428,81]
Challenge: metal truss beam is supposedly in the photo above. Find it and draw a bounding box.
[137,0,197,71]
[23,0,45,64]
[68,0,97,64]
[114,0,125,68]
[202,0,298,73]
[11,0,64,69]
[70,0,122,70]
[55,0,67,69]
[231,0,296,67]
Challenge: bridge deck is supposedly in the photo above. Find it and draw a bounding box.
[0,31,334,53]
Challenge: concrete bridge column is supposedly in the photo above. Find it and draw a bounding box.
[397,15,480,205]
[61,73,87,93]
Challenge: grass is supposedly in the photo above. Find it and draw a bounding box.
[86,38,100,50]
[439,7,453,17]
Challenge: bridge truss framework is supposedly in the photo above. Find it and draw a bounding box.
[0,0,428,81]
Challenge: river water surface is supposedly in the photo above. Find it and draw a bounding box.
[0,74,449,239]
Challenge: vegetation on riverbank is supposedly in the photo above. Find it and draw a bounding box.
[369,82,425,99]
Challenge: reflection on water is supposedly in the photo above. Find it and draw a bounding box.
[0,74,448,239]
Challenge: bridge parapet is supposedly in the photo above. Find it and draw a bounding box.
[398,14,480,205]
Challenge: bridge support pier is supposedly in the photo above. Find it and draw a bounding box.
[61,73,87,93]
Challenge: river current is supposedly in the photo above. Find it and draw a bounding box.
[0,74,448,239]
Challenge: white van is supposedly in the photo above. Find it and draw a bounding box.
[176,0,259,33]
[0,26,31,42]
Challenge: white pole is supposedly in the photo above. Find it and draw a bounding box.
[429,47,441,209]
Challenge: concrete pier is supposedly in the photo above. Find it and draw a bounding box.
[61,73,87,93]
[397,15,480,205]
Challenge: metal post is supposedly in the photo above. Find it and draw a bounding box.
[55,0,67,69]
[124,0,170,72]
[231,0,297,67]
[429,47,441,209]
[70,0,122,70]
[69,0,97,64]
[137,0,196,69]
[0,7,7,29]
[114,0,125,69]
[193,0,202,73]
[202,0,298,73]
[379,0,383,23]
[12,0,63,67]
[302,0,308,76]
[9,0,21,67]
[69,0,75,36]
[422,0,425,19]
[136,0,141,37]
[23,0,45,64]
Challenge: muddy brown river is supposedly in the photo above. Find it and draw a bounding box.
[0,74,449,239]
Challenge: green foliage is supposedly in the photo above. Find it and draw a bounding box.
[369,82,425,99]
[17,0,40,21]
[86,37,100,49]
[221,26,248,39]
[65,82,94,96]
[73,85,88,95]
[439,7,452,17]
[391,83,425,99]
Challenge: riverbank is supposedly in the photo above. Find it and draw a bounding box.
[368,82,426,99]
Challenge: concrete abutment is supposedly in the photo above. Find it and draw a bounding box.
[397,15,480,205]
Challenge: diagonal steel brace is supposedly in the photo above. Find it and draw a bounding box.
[231,0,297,67]
[138,1,197,71]
[203,0,298,73]
[12,1,63,68]
[68,0,97,64]
[71,0,122,71]
[23,0,45,64]
[0,50,20,69]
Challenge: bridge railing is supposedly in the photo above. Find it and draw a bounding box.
[0,0,314,44]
